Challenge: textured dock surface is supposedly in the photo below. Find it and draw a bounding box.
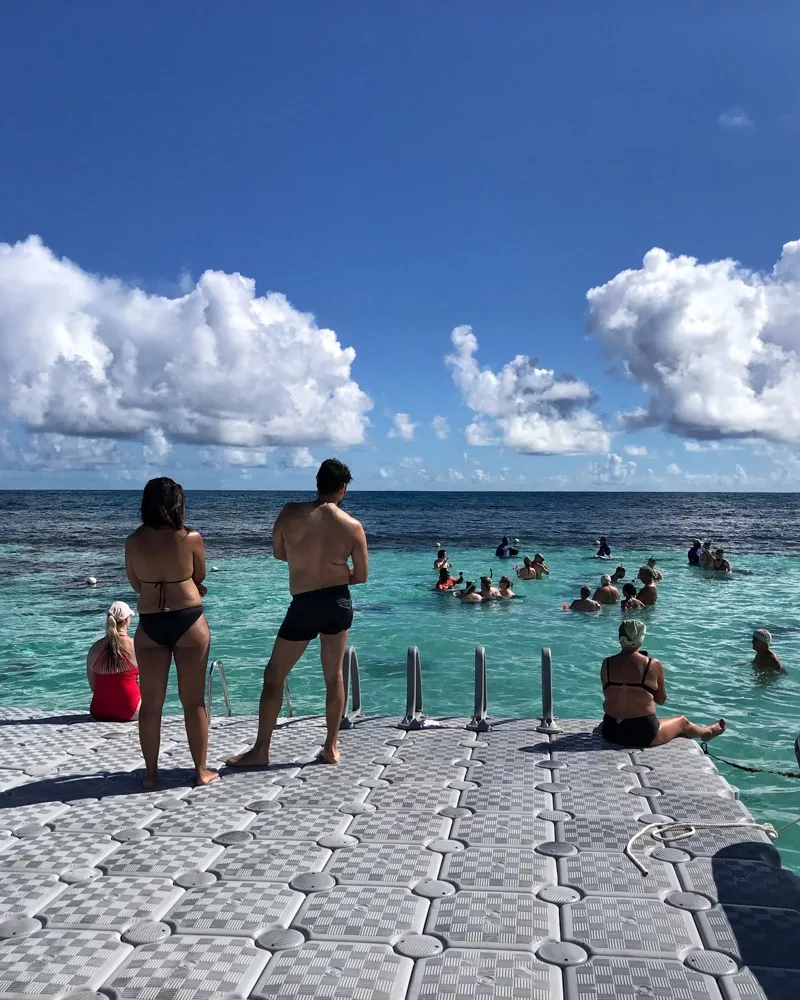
[0,708,798,999]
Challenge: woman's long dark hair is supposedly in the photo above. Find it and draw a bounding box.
[140,477,186,530]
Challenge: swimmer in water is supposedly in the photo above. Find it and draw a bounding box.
[752,629,784,672]
[532,553,549,577]
[637,566,658,605]
[593,574,620,605]
[610,566,626,584]
[459,581,483,603]
[688,539,702,566]
[495,536,520,559]
[515,556,537,579]
[570,586,602,613]
[434,567,463,592]
[712,548,732,573]
[433,549,450,571]
[498,576,515,598]
[638,557,663,582]
[480,574,500,599]
[620,582,644,613]
[595,537,612,559]
[699,541,715,570]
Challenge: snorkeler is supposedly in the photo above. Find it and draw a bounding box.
[595,537,612,558]
[480,574,500,599]
[495,536,520,558]
[459,581,483,603]
[638,558,663,582]
[620,582,644,612]
[688,539,702,566]
[570,586,602,612]
[498,576,515,598]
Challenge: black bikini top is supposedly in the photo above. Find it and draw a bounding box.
[602,656,658,694]
[139,576,193,611]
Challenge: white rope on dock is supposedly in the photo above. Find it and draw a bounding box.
[625,819,780,877]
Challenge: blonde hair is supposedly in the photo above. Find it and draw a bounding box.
[106,613,123,668]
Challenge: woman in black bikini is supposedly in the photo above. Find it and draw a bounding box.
[600,620,726,748]
[125,478,218,788]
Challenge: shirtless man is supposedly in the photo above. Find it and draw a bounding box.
[532,553,550,577]
[712,548,732,573]
[637,567,658,605]
[699,541,715,570]
[227,459,368,767]
[752,630,784,673]
[593,574,620,605]
[639,558,663,582]
[610,566,626,584]
[459,581,483,603]
[570,586,602,612]
[433,549,450,571]
[480,575,500,599]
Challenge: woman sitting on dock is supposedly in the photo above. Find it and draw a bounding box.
[600,620,726,748]
[87,601,140,722]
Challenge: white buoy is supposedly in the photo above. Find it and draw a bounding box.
[211,566,220,572]
[86,577,97,587]
[513,538,520,544]
[435,542,441,549]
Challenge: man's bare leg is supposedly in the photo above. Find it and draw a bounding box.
[317,630,349,764]
[226,637,309,767]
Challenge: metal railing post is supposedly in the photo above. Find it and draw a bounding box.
[535,647,562,734]
[397,646,428,730]
[466,645,490,732]
[207,659,232,724]
[340,645,364,729]
[283,681,293,718]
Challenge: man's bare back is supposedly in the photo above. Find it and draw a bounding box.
[275,501,368,595]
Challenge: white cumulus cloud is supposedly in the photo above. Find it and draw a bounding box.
[432,415,450,440]
[588,452,636,485]
[142,428,171,464]
[400,456,423,469]
[446,326,610,455]
[623,445,648,457]
[1,432,122,471]
[717,107,754,129]
[288,447,316,468]
[0,237,372,460]
[388,413,416,441]
[587,242,800,445]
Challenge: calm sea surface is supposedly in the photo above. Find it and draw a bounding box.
[1,490,799,869]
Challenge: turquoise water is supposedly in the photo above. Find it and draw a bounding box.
[1,527,799,871]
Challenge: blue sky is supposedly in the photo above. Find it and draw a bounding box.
[1,3,799,490]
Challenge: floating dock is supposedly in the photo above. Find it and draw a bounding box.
[0,656,798,998]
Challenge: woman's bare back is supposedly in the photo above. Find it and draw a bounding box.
[126,527,205,612]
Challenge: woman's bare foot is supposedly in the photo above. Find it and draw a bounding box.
[142,770,159,790]
[703,719,726,741]
[195,767,221,786]
[225,745,270,768]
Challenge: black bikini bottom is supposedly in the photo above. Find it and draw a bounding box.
[138,606,204,648]
[601,713,659,748]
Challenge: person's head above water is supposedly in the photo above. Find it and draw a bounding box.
[464,580,477,595]
[534,553,544,562]
[141,477,186,530]
[639,566,654,584]
[613,565,625,576]
[499,575,512,588]
[619,619,646,651]
[316,458,352,502]
[580,585,591,599]
[752,629,772,650]
[716,548,725,557]
[622,582,638,599]
[693,539,702,548]
[523,556,533,568]
[702,541,712,551]
[600,574,611,586]
[437,549,446,559]
[480,575,493,591]
[500,536,509,546]
[647,557,657,567]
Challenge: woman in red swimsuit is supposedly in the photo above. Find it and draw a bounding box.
[87,601,141,722]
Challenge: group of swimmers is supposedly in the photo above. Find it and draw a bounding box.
[688,539,733,572]
[434,546,552,602]
[569,559,661,612]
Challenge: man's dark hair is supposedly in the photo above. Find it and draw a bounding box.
[623,582,637,597]
[316,458,352,496]
[141,477,186,530]
[501,536,509,545]
[437,549,446,558]
[580,585,591,598]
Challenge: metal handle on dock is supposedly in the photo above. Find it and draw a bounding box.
[535,646,562,734]
[340,645,364,730]
[466,645,490,732]
[207,659,232,721]
[398,646,426,730]
[283,680,293,718]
